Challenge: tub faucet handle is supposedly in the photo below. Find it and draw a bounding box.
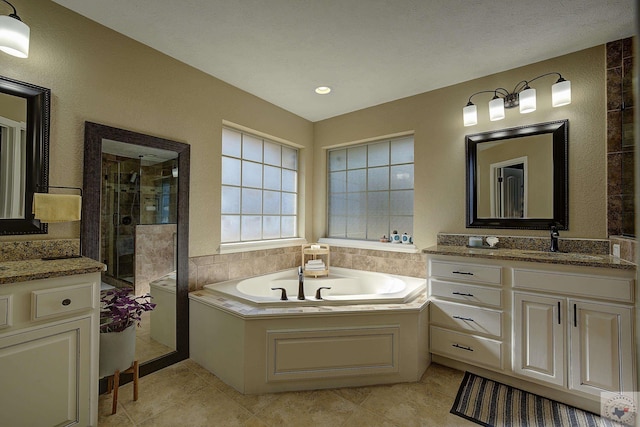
[315,287,332,300]
[271,287,288,301]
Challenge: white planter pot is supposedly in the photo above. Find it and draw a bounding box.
[99,324,136,378]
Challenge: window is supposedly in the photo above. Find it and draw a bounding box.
[327,136,414,240]
[221,127,298,243]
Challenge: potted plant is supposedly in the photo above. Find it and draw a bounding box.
[99,288,156,378]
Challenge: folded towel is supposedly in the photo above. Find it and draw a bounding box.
[307,259,324,265]
[33,193,82,223]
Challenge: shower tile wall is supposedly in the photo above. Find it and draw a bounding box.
[135,224,177,295]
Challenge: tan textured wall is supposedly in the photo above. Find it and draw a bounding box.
[0,0,314,257]
[314,47,606,247]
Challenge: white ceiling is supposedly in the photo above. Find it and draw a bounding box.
[52,0,635,122]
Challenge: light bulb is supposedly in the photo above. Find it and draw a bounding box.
[463,104,477,127]
[489,97,505,121]
[0,15,29,58]
[519,87,536,114]
[552,79,571,107]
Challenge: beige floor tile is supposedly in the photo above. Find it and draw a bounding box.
[331,385,376,405]
[216,381,282,415]
[98,394,135,426]
[361,382,454,427]
[138,385,253,427]
[98,359,471,427]
[419,363,465,399]
[255,389,358,427]
[341,406,399,427]
[243,416,270,427]
[117,363,210,423]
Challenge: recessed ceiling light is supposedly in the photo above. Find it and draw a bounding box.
[315,86,331,95]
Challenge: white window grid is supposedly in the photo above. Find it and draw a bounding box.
[221,127,298,243]
[327,136,414,240]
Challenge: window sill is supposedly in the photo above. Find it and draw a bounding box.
[318,238,419,253]
[219,238,307,254]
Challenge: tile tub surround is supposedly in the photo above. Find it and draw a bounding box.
[189,245,303,291]
[189,244,427,291]
[0,239,80,261]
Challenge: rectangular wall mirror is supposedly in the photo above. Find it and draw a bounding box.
[0,76,50,235]
[466,120,568,230]
[82,122,190,382]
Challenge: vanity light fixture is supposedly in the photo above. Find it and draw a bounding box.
[315,86,331,95]
[0,0,29,58]
[463,72,571,126]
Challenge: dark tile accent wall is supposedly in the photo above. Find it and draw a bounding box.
[607,37,635,237]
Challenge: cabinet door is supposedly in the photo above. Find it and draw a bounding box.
[569,300,633,395]
[513,292,565,386]
[0,317,92,427]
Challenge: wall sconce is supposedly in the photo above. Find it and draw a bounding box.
[463,72,571,126]
[0,0,29,58]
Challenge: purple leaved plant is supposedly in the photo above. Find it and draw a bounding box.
[100,287,156,333]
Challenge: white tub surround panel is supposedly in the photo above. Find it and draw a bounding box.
[189,289,429,394]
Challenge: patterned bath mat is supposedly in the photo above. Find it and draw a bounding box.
[451,372,629,426]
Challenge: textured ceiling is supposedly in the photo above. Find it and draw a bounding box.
[52,0,635,122]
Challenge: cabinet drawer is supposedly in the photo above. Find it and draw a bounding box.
[430,279,502,308]
[513,269,634,303]
[431,260,501,285]
[430,300,502,338]
[430,326,503,370]
[32,283,95,320]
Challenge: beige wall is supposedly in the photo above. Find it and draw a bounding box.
[0,0,314,257]
[314,46,606,247]
[0,0,609,256]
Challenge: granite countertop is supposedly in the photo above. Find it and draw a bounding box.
[423,245,636,271]
[0,257,106,285]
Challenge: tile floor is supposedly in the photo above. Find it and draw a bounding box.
[98,360,476,426]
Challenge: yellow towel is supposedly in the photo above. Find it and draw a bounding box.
[33,193,82,223]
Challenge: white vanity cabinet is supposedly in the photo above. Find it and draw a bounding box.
[0,270,101,427]
[427,251,636,406]
[513,267,635,396]
[513,292,566,386]
[428,259,505,370]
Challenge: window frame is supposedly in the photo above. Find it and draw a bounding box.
[220,126,300,244]
[326,135,414,241]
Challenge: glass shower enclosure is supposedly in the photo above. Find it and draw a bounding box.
[101,141,178,291]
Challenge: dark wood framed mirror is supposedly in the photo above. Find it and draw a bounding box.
[82,122,190,383]
[0,75,50,235]
[466,120,568,230]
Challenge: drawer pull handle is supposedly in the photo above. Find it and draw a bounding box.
[452,271,474,276]
[453,316,475,322]
[61,298,71,306]
[452,344,473,352]
[452,292,474,297]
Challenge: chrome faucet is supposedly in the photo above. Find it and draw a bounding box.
[550,225,560,252]
[297,266,305,300]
